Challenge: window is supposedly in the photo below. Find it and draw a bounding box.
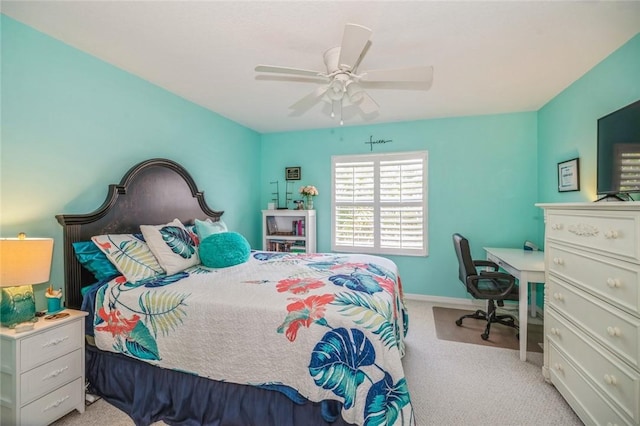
[332,151,428,256]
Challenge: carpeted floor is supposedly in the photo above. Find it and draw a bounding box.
[52,299,580,426]
[432,306,543,352]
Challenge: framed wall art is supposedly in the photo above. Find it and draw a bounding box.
[285,166,301,181]
[558,158,580,192]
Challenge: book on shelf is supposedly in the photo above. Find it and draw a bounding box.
[292,219,305,236]
[267,239,306,253]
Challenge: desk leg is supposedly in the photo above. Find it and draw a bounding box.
[530,284,537,318]
[519,273,529,361]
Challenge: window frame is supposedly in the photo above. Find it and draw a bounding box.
[331,150,428,257]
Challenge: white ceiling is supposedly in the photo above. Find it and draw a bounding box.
[2,1,639,134]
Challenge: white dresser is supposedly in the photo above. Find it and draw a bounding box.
[0,309,88,425]
[537,202,640,426]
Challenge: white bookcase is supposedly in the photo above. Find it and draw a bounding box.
[262,209,316,253]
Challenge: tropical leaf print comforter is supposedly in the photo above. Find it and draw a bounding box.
[92,251,414,426]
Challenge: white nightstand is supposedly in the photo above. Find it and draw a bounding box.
[0,309,88,425]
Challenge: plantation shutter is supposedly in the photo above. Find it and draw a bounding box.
[615,144,640,192]
[332,151,427,256]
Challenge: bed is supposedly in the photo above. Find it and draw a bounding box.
[56,158,414,426]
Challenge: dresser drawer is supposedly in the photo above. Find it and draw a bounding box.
[547,243,640,316]
[20,348,82,404]
[548,344,633,426]
[546,211,640,262]
[20,377,83,426]
[548,277,640,369]
[20,321,82,371]
[547,310,640,422]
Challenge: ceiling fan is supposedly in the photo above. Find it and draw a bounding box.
[255,23,434,125]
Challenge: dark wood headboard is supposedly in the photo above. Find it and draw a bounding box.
[56,158,223,309]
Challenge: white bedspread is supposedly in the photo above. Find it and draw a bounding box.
[92,251,414,425]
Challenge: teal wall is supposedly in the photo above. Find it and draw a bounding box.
[2,14,638,307]
[1,16,261,310]
[261,114,539,296]
[537,33,640,237]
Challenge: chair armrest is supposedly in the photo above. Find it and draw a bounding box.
[467,272,516,299]
[473,260,499,271]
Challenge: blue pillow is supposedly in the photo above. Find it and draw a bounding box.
[72,241,120,281]
[195,218,228,240]
[199,232,250,268]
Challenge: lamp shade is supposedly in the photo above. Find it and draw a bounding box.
[0,238,54,287]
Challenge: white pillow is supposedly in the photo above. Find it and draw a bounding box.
[140,219,200,275]
[91,233,164,283]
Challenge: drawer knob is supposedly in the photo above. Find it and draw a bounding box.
[604,230,619,239]
[552,223,563,231]
[550,327,561,336]
[606,326,621,337]
[553,257,564,265]
[606,278,621,288]
[553,363,563,372]
[553,292,564,301]
[604,374,618,386]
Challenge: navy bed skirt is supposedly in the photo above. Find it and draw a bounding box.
[85,344,352,426]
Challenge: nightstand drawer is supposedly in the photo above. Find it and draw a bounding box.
[21,321,82,371]
[21,348,82,404]
[21,377,83,426]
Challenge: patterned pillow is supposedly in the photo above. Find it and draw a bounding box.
[140,218,200,275]
[91,234,164,283]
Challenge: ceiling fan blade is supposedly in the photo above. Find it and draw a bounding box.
[357,92,379,115]
[361,66,434,84]
[288,85,328,115]
[351,40,372,73]
[337,23,372,71]
[255,65,325,78]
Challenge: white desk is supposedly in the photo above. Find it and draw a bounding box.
[484,247,545,361]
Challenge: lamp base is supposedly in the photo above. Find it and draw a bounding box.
[0,285,37,328]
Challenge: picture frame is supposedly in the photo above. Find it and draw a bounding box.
[557,158,580,192]
[285,166,301,181]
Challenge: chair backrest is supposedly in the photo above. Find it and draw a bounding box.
[452,233,476,284]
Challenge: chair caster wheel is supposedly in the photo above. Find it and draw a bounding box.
[481,333,489,340]
[455,319,462,326]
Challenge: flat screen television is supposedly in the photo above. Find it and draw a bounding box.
[597,99,640,201]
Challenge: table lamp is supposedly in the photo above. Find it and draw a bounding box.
[0,234,54,328]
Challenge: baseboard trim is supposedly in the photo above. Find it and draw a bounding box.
[404,293,544,319]
[404,293,480,307]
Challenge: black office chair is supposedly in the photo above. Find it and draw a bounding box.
[452,233,519,340]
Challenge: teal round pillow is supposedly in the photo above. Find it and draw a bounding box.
[199,232,251,268]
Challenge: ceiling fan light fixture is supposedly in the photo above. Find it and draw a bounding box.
[346,81,364,103]
[326,75,348,101]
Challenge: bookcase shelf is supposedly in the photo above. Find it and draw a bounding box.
[262,209,316,253]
